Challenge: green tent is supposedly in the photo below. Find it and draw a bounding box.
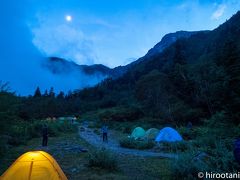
[131,127,146,140]
[144,128,159,140]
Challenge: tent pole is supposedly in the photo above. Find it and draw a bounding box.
[28,161,33,180]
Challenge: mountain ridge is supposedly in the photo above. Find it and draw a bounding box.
[44,30,202,80]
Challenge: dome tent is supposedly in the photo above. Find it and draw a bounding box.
[130,127,146,140]
[144,128,159,140]
[1,151,68,180]
[155,127,183,142]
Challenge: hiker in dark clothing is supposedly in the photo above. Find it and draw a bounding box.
[42,124,48,146]
[187,121,193,130]
[234,138,240,165]
[101,125,108,143]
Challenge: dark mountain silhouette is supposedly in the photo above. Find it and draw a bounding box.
[44,57,112,77]
[44,31,201,80]
[145,30,208,57]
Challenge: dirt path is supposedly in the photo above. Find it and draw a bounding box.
[79,127,177,158]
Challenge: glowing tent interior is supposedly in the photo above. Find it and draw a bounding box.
[1,151,68,180]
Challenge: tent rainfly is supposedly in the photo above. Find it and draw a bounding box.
[155,127,183,142]
[1,151,68,180]
[144,128,159,140]
[130,127,146,140]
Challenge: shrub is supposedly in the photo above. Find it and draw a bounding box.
[207,141,239,172]
[0,136,8,156]
[111,122,133,134]
[79,126,85,131]
[122,126,132,134]
[8,124,28,145]
[22,120,77,141]
[193,126,235,153]
[178,126,196,140]
[171,141,239,179]
[207,111,228,128]
[56,121,77,133]
[119,137,155,150]
[196,135,217,150]
[88,149,118,171]
[1,119,77,150]
[119,137,134,149]
[27,121,77,138]
[171,150,209,180]
[157,141,190,153]
[198,111,236,138]
[88,121,101,129]
[93,129,100,135]
[233,124,240,137]
[99,106,143,122]
[27,121,43,138]
[47,123,60,137]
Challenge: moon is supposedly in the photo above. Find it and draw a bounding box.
[65,15,72,22]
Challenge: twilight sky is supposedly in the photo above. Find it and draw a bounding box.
[0,0,239,94]
[29,0,240,67]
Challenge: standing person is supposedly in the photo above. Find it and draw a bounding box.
[234,138,240,165]
[101,124,108,143]
[187,121,193,130]
[42,124,48,146]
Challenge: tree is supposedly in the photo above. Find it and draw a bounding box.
[222,39,240,89]
[42,90,48,97]
[49,87,55,98]
[33,87,41,97]
[220,39,240,122]
[187,61,229,115]
[0,81,10,92]
[173,40,187,65]
[135,70,175,121]
[170,40,189,97]
[57,91,65,99]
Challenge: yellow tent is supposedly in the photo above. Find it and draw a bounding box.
[1,151,68,180]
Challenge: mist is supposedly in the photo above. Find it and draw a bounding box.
[0,1,106,96]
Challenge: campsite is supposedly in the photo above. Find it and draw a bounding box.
[1,1,240,179]
[0,115,239,179]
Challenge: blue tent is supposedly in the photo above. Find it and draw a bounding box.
[155,127,183,142]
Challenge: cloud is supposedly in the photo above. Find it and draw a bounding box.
[177,3,188,10]
[31,20,97,65]
[30,13,141,68]
[91,18,119,29]
[211,4,226,20]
